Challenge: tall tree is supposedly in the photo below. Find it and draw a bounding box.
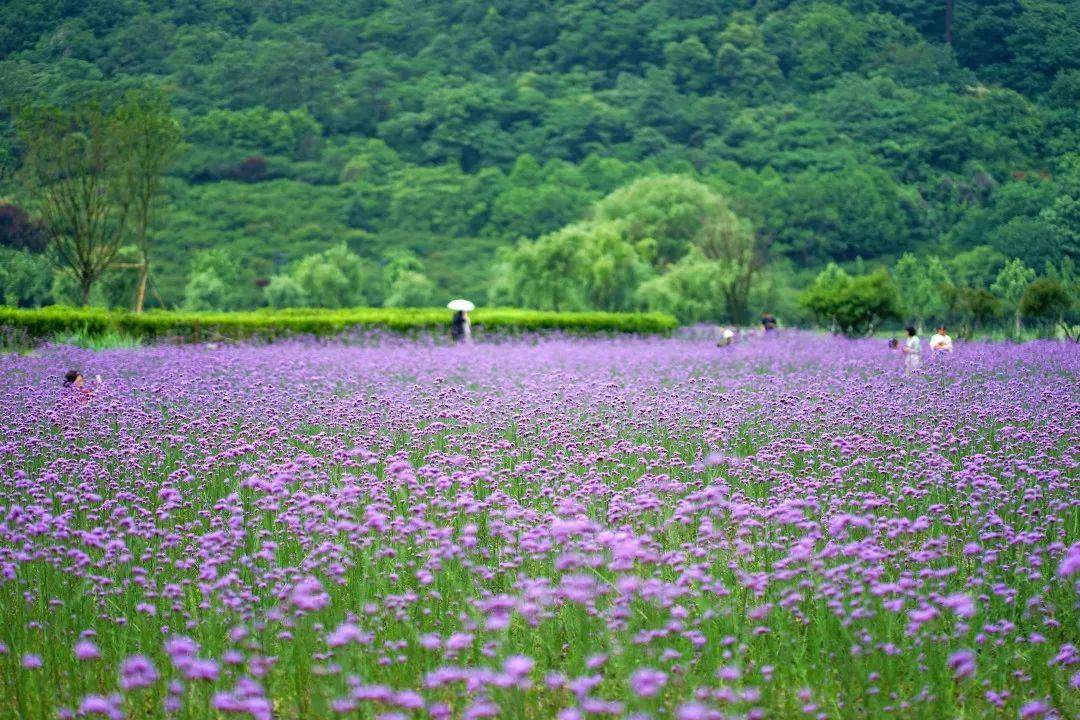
[1019,277,1074,338]
[17,103,129,306]
[991,258,1036,336]
[893,253,951,329]
[114,88,183,312]
[801,264,900,337]
[695,204,761,326]
[594,175,722,269]
[503,227,587,312]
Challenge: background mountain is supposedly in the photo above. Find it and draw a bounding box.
[1,0,1077,315]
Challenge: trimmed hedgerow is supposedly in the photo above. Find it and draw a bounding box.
[0,306,678,342]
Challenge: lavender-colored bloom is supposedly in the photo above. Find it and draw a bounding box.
[21,653,42,669]
[463,701,500,719]
[941,593,976,619]
[445,633,473,652]
[326,622,372,648]
[165,636,199,663]
[290,577,330,612]
[331,697,356,714]
[716,665,741,682]
[503,655,534,678]
[75,640,101,661]
[393,691,424,710]
[630,667,668,697]
[183,658,220,682]
[119,655,158,690]
[78,694,123,720]
[1018,700,1051,719]
[213,679,271,720]
[947,649,976,679]
[1050,644,1077,667]
[675,702,711,720]
[1059,543,1080,578]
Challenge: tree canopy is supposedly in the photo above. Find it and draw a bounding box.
[0,0,1075,323]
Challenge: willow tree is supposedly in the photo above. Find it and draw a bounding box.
[593,175,762,324]
[17,103,128,306]
[114,89,182,312]
[694,198,762,326]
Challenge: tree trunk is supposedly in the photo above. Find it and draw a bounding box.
[134,262,149,313]
[1014,310,1021,338]
[723,277,751,327]
[80,278,92,307]
[731,296,747,327]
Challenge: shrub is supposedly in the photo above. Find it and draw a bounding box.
[0,306,679,343]
[801,264,899,336]
[1020,277,1075,337]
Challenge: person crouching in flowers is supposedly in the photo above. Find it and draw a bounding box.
[930,325,954,353]
[901,326,922,372]
[63,369,101,399]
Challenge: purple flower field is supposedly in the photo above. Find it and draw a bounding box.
[0,333,1077,719]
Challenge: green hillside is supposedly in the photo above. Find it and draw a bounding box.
[1,1,1077,320]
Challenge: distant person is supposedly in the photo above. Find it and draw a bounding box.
[717,326,736,347]
[63,369,100,398]
[902,326,922,372]
[929,326,954,353]
[450,310,471,343]
[760,313,777,334]
[447,299,475,343]
[888,337,899,350]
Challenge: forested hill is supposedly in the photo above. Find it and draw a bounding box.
[1,1,1078,309]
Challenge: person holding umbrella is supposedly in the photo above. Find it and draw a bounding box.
[447,299,474,343]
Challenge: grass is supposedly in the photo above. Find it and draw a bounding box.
[60,328,144,350]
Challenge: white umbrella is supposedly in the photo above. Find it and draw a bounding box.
[447,299,475,312]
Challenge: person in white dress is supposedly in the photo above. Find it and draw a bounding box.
[717,326,735,347]
[902,325,922,372]
[929,326,953,353]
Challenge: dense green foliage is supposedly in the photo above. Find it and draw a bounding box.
[0,305,678,343]
[0,0,1077,327]
[490,176,761,323]
[801,254,1079,338]
[801,264,900,336]
[1020,276,1078,337]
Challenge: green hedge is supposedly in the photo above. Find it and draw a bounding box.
[0,306,678,342]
